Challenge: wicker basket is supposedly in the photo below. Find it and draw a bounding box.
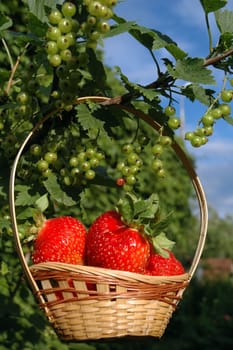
[9,97,208,341]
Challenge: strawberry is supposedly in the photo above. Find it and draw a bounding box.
[86,193,176,274]
[145,249,185,276]
[86,210,150,273]
[32,216,86,265]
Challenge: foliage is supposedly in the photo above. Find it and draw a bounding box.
[0,0,233,349]
[203,208,233,258]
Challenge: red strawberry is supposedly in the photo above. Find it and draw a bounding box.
[86,210,150,273]
[145,249,185,276]
[32,216,86,265]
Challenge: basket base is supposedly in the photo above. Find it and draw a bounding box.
[48,298,174,341]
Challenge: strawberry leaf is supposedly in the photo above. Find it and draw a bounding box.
[134,193,159,219]
[152,232,176,257]
[117,192,134,223]
[117,192,160,224]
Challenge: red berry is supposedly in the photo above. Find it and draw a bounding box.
[32,216,86,265]
[86,210,150,273]
[116,178,125,186]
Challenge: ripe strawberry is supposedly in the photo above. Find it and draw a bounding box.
[86,210,150,273]
[145,249,185,276]
[32,216,86,265]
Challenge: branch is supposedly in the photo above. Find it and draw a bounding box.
[102,47,233,107]
[203,47,233,67]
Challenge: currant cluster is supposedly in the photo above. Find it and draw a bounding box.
[30,135,105,187]
[185,86,232,148]
[164,105,181,130]
[151,135,173,177]
[143,105,180,178]
[82,0,118,48]
[14,62,39,120]
[65,146,105,185]
[46,2,78,68]
[45,1,117,109]
[116,141,144,191]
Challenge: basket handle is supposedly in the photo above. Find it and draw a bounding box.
[9,96,208,296]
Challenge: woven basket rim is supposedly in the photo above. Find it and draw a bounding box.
[30,261,190,284]
[9,95,208,298]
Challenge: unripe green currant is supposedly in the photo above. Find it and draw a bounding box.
[203,126,213,136]
[201,114,214,127]
[212,107,222,119]
[37,159,49,172]
[219,103,231,116]
[185,131,194,141]
[152,144,163,156]
[58,18,73,34]
[221,90,232,103]
[164,105,176,117]
[152,159,163,171]
[44,152,58,164]
[168,117,180,129]
[48,9,62,25]
[157,168,166,177]
[159,135,172,146]
[85,169,95,180]
[191,136,202,147]
[62,2,77,17]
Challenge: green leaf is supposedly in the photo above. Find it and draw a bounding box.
[17,207,37,220]
[27,13,48,37]
[0,15,12,32]
[112,15,187,60]
[86,49,107,89]
[165,43,187,60]
[134,193,159,220]
[200,0,227,13]
[117,192,160,228]
[35,193,49,212]
[1,261,8,276]
[215,9,233,34]
[76,103,113,145]
[104,20,137,38]
[43,174,76,206]
[223,115,233,126]
[152,232,175,257]
[167,58,216,84]
[117,193,134,223]
[76,103,105,139]
[15,185,39,207]
[191,84,214,105]
[116,67,159,101]
[27,0,63,22]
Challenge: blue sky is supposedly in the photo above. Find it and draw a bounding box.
[103,0,233,217]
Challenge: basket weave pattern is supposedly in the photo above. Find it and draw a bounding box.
[30,262,189,340]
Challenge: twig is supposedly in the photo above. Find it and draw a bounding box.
[203,47,233,66]
[102,47,233,107]
[5,43,30,96]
